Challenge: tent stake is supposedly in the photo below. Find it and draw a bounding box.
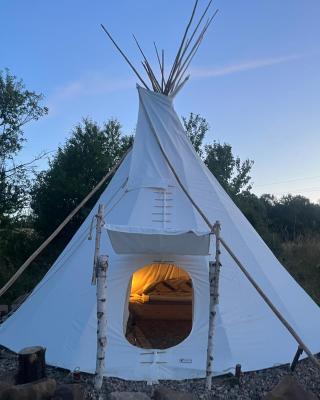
[219,236,320,371]
[206,221,221,390]
[93,205,108,394]
[290,346,303,372]
[235,364,242,380]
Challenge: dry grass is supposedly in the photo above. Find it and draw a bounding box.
[280,234,320,305]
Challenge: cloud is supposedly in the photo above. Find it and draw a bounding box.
[191,54,301,79]
[47,73,135,115]
[52,75,134,99]
[47,54,301,114]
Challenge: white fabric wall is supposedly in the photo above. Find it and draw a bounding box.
[105,254,211,380]
[1,85,320,381]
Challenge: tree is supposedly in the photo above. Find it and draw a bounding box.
[31,118,132,243]
[182,112,254,197]
[204,141,253,197]
[182,112,209,157]
[0,69,48,302]
[262,194,320,241]
[0,69,48,220]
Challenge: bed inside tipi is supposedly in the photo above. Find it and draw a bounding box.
[125,263,193,350]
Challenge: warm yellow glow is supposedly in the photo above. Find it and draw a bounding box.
[130,263,189,296]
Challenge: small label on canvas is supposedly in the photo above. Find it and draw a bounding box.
[179,358,192,363]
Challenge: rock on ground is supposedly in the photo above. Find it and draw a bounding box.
[263,375,318,400]
[109,391,151,400]
[154,387,197,400]
[0,346,319,399]
[52,383,86,400]
[0,378,56,400]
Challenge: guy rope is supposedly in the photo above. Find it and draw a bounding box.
[0,147,131,299]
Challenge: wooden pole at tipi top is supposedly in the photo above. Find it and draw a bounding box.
[206,221,221,390]
[92,204,108,393]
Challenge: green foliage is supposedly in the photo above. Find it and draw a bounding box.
[181,112,320,304]
[1,103,320,308]
[205,142,253,197]
[183,112,254,196]
[261,194,320,241]
[0,69,48,302]
[182,112,208,157]
[31,118,132,243]
[0,167,28,219]
[0,69,48,220]
[0,216,43,304]
[0,69,48,159]
[279,235,320,304]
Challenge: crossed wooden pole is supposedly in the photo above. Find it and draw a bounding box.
[205,220,320,390]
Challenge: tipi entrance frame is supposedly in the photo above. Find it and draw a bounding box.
[1,150,319,390]
[0,156,319,389]
[92,198,320,393]
[87,89,320,389]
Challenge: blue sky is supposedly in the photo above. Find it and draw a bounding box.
[1,0,320,201]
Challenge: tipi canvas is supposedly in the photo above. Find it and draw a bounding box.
[0,85,320,381]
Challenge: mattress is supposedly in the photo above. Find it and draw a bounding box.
[130,278,193,304]
[129,278,193,320]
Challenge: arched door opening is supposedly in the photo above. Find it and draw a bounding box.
[125,263,193,349]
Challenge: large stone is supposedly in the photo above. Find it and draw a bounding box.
[263,375,317,400]
[0,375,15,386]
[0,382,11,392]
[0,378,56,400]
[52,384,86,400]
[0,305,8,318]
[153,387,197,400]
[109,392,151,400]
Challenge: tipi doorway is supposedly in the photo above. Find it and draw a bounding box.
[125,263,193,349]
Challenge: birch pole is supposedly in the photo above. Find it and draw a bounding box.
[220,235,320,371]
[206,221,221,390]
[92,205,104,285]
[92,204,108,393]
[95,254,108,392]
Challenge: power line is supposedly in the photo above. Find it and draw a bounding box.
[271,187,320,196]
[255,175,320,188]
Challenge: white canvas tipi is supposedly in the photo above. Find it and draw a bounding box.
[1,0,319,384]
[0,84,320,381]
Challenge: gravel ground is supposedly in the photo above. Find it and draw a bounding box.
[0,346,319,399]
